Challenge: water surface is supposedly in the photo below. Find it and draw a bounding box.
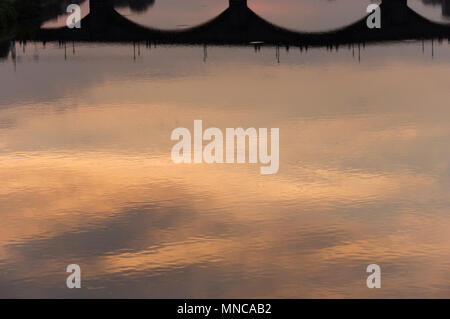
[1,1,450,298]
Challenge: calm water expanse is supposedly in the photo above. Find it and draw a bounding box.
[1,0,450,298]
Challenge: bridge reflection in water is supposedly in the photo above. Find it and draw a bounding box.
[17,0,450,47]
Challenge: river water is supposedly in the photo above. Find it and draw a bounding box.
[1,0,450,298]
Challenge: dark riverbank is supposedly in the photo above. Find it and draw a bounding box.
[0,0,77,37]
[0,0,49,29]
[0,0,16,30]
[0,0,66,60]
[0,0,156,60]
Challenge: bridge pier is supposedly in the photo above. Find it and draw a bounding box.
[90,0,114,15]
[443,0,450,17]
[229,0,247,7]
[89,0,114,36]
[380,0,409,26]
[229,0,249,28]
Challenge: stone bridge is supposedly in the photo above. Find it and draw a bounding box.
[21,0,450,47]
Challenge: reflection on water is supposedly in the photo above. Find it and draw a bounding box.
[1,41,450,298]
[114,0,155,12]
[42,0,450,30]
[0,42,10,60]
[115,0,450,30]
[421,0,450,18]
[42,0,155,28]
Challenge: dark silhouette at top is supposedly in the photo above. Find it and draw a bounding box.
[41,0,154,19]
[16,0,450,47]
[422,0,450,18]
[0,41,10,59]
[113,0,155,13]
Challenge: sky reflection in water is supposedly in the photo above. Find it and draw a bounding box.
[1,1,450,298]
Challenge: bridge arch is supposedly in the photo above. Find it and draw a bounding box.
[24,0,450,47]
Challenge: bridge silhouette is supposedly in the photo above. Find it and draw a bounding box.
[20,0,450,47]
